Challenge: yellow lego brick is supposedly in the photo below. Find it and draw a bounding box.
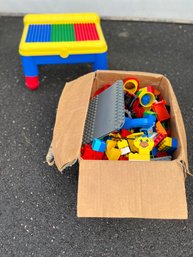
[117,139,128,149]
[106,148,121,160]
[129,153,150,161]
[106,140,117,151]
[127,132,144,139]
[158,137,172,151]
[109,132,121,140]
[143,106,152,112]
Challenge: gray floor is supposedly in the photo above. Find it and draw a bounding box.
[0,16,193,257]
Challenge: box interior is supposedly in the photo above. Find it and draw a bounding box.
[84,70,186,161]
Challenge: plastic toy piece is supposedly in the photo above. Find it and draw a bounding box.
[154,133,166,147]
[129,136,154,161]
[158,137,178,154]
[120,129,132,138]
[140,125,154,137]
[152,100,170,121]
[83,80,125,144]
[25,76,40,90]
[124,94,137,110]
[106,140,117,151]
[93,84,111,97]
[126,132,144,152]
[143,111,157,122]
[119,156,129,160]
[156,152,168,157]
[123,78,139,94]
[132,98,144,118]
[19,13,108,89]
[122,117,154,130]
[120,147,131,155]
[156,121,167,135]
[132,105,145,118]
[151,156,172,161]
[109,132,121,141]
[117,140,130,155]
[106,147,121,160]
[153,88,161,96]
[92,138,106,152]
[149,132,158,140]
[134,136,154,153]
[102,154,108,160]
[151,147,159,157]
[137,89,155,108]
[81,144,104,160]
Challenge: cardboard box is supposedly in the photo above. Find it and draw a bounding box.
[47,70,188,219]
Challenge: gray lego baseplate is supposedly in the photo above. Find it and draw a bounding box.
[82,80,125,144]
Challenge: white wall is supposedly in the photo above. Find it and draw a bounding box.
[1,0,193,23]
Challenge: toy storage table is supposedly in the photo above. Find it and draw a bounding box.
[19,13,108,89]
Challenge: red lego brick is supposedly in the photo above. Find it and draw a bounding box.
[119,156,129,160]
[154,133,166,147]
[146,85,154,93]
[81,144,104,160]
[133,106,144,118]
[120,129,132,138]
[152,100,170,121]
[156,152,168,157]
[103,154,108,160]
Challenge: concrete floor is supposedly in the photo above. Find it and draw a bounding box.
[0,16,193,257]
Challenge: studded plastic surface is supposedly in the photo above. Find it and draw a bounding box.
[26,23,99,43]
[82,80,125,144]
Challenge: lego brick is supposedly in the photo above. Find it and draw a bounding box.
[117,139,129,149]
[151,156,172,161]
[81,144,104,160]
[156,121,167,135]
[106,148,121,160]
[83,80,125,144]
[92,138,106,152]
[152,100,170,121]
[129,153,150,161]
[120,129,132,138]
[151,147,159,157]
[154,133,166,147]
[106,140,117,151]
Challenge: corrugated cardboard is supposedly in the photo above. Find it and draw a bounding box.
[49,70,188,219]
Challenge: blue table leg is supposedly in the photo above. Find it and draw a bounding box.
[21,56,40,90]
[93,52,108,71]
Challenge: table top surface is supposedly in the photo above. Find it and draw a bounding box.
[19,13,108,57]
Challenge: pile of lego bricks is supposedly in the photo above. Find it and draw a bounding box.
[81,78,178,161]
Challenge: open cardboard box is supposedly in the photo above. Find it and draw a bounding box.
[47,70,189,219]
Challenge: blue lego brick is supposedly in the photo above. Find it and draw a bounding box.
[166,138,178,154]
[151,147,159,157]
[92,138,106,152]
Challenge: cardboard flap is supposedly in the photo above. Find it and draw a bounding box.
[77,160,187,219]
[52,72,95,171]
